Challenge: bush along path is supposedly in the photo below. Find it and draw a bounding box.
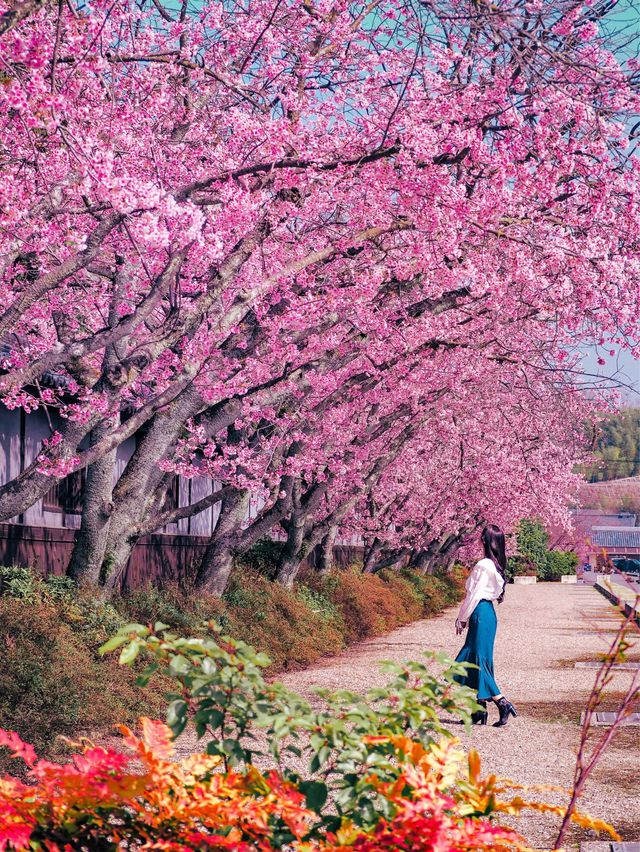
[274,582,640,850]
[0,563,464,768]
[0,596,624,852]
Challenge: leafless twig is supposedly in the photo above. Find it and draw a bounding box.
[554,587,640,848]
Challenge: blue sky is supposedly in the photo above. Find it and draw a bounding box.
[580,346,640,405]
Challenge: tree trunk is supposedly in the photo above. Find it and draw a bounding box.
[438,534,462,570]
[365,546,409,574]
[275,499,306,588]
[384,548,410,572]
[317,525,338,574]
[363,537,383,573]
[195,488,251,595]
[67,419,118,586]
[418,534,461,575]
[413,539,442,575]
[100,385,204,591]
[410,548,433,574]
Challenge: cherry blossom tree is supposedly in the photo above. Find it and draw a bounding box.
[0,0,639,593]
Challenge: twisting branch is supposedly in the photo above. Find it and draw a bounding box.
[0,0,48,36]
[555,590,640,848]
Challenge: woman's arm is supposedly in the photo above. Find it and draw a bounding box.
[456,562,482,630]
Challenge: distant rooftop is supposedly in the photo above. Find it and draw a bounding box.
[590,527,640,550]
[573,510,637,528]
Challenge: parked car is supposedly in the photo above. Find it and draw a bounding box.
[612,558,640,577]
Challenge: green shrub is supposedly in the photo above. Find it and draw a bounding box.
[0,568,166,768]
[540,550,579,581]
[0,599,94,753]
[377,569,424,617]
[0,596,159,772]
[308,569,406,642]
[507,520,577,582]
[295,583,343,626]
[101,622,480,822]
[0,564,40,600]
[117,583,223,633]
[0,564,123,643]
[513,519,549,576]
[224,570,345,669]
[444,564,468,601]
[400,568,464,614]
[235,538,284,580]
[506,555,537,581]
[0,561,464,762]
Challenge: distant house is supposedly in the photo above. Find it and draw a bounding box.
[589,526,640,563]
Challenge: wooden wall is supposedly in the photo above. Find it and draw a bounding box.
[0,522,365,590]
[0,407,220,536]
[0,522,208,590]
[1,408,365,588]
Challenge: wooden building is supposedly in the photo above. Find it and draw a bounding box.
[0,405,221,588]
[0,406,364,587]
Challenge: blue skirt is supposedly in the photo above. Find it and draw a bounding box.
[454,600,500,700]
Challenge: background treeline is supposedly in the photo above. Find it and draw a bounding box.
[583,409,640,483]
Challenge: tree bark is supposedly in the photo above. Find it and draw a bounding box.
[274,479,306,587]
[412,539,443,575]
[67,419,118,586]
[438,533,462,570]
[417,534,461,575]
[363,537,383,573]
[317,525,338,574]
[101,384,204,591]
[365,546,409,574]
[195,488,251,595]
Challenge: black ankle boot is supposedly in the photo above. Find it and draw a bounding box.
[471,700,488,725]
[493,697,517,727]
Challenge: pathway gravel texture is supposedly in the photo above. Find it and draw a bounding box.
[174,583,639,849]
[274,583,640,850]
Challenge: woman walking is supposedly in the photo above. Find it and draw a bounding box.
[454,524,517,727]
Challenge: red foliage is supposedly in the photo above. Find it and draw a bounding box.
[0,722,617,851]
[0,720,311,851]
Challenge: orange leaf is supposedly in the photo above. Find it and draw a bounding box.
[571,810,620,840]
[468,749,481,783]
[141,718,175,760]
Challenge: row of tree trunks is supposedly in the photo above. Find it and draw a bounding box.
[59,417,470,596]
[64,482,466,596]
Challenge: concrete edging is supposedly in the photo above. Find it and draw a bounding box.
[593,579,640,627]
[513,575,537,585]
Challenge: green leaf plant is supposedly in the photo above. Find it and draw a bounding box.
[101,621,479,835]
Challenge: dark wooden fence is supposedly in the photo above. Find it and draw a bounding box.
[0,523,364,590]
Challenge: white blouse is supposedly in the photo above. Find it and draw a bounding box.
[457,557,504,624]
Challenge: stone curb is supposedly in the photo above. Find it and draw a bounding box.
[593,579,640,627]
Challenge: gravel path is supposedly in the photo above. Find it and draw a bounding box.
[276,583,639,850]
[174,583,639,849]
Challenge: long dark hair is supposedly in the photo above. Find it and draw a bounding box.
[482,524,507,603]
